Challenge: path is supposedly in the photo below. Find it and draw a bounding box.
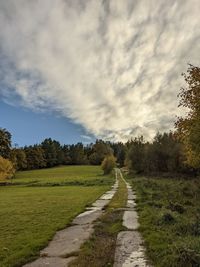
[114,169,150,267]
[23,169,150,267]
[24,175,119,267]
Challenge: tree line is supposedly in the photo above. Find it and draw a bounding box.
[0,65,199,178]
[0,134,119,171]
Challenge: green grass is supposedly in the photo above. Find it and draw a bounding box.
[69,170,127,267]
[13,165,113,186]
[126,175,200,267]
[0,165,113,267]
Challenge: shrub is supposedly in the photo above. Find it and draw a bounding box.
[101,155,116,175]
[0,156,15,181]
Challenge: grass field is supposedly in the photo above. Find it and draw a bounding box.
[127,175,200,267]
[0,166,113,267]
[13,165,112,186]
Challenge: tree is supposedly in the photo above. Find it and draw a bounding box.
[126,133,186,174]
[175,65,200,169]
[89,140,113,165]
[24,145,46,169]
[110,142,127,167]
[69,143,88,165]
[126,136,146,173]
[0,128,12,159]
[148,132,185,173]
[101,155,116,174]
[41,138,64,167]
[11,148,27,170]
[0,156,15,181]
[62,145,72,165]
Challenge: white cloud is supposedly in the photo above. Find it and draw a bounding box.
[0,0,200,141]
[80,135,92,141]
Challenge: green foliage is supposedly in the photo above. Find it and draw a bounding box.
[101,155,116,174]
[109,142,127,167]
[11,148,27,170]
[89,140,113,165]
[126,136,146,173]
[3,133,116,171]
[176,64,200,169]
[0,156,15,181]
[24,145,46,169]
[41,138,64,167]
[126,132,188,175]
[68,142,89,165]
[0,127,121,172]
[0,128,12,159]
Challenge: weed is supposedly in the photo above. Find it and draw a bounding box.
[125,175,200,266]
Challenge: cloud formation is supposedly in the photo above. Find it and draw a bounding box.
[0,0,200,141]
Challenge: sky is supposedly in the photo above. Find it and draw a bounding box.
[0,100,94,146]
[0,0,200,146]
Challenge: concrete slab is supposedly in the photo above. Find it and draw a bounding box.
[127,200,136,209]
[72,210,102,225]
[114,231,148,267]
[100,191,116,200]
[123,248,148,267]
[85,206,101,211]
[123,210,139,230]
[24,256,76,267]
[127,192,136,200]
[40,224,93,257]
[92,199,110,208]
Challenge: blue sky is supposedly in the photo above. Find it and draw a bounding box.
[0,100,94,147]
[0,1,200,143]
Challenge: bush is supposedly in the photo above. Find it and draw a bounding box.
[101,155,116,175]
[0,156,15,181]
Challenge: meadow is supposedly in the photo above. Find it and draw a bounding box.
[128,175,200,267]
[0,166,113,267]
[13,165,112,186]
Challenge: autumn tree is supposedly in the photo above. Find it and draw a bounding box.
[0,156,15,181]
[175,65,200,169]
[101,155,116,174]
